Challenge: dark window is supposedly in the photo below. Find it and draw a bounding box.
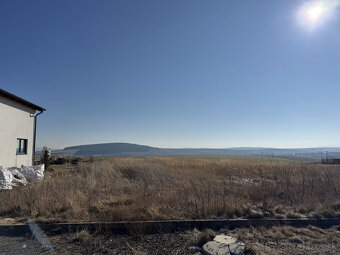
[16,139,28,155]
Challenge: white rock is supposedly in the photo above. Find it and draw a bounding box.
[202,235,245,255]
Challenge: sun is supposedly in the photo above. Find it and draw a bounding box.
[307,3,325,21]
[297,1,338,31]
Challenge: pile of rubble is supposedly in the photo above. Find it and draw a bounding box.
[0,165,44,190]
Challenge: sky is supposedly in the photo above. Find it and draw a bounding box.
[1,0,340,149]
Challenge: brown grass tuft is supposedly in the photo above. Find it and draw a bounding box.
[196,228,216,247]
[75,230,92,243]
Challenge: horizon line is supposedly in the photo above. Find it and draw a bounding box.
[37,142,340,150]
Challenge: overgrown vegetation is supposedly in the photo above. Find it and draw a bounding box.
[0,157,339,222]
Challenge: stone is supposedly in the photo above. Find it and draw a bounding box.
[202,235,245,255]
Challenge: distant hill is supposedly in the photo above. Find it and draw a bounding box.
[64,143,159,156]
[52,143,340,160]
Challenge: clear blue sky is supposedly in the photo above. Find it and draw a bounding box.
[1,0,340,149]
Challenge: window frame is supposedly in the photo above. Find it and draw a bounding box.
[16,138,28,155]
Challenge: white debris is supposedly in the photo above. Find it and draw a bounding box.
[0,166,14,190]
[0,164,45,190]
[9,168,28,186]
[203,234,245,255]
[19,164,45,181]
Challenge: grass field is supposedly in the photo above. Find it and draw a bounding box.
[0,157,339,223]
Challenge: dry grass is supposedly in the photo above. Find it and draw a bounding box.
[0,157,339,222]
[75,230,92,243]
[225,225,340,254]
[125,242,147,255]
[195,228,216,247]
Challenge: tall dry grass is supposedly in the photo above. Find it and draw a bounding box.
[0,157,339,222]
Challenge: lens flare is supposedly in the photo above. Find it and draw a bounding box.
[308,3,325,21]
[297,0,340,31]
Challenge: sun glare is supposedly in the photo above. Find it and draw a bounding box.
[297,0,339,31]
[307,4,325,21]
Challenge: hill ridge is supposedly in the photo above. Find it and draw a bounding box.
[52,142,340,160]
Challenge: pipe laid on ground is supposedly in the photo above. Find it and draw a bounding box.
[0,218,339,237]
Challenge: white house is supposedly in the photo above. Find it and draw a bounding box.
[0,89,45,167]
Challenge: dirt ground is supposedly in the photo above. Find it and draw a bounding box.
[0,225,339,255]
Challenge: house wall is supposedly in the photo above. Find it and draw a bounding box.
[0,96,36,167]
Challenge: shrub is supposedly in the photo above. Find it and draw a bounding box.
[40,146,52,168]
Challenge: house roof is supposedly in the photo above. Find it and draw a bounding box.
[0,89,46,112]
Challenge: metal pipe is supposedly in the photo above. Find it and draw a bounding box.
[32,110,44,165]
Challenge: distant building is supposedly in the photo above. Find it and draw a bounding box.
[0,89,45,167]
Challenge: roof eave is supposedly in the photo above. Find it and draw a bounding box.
[0,88,46,112]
